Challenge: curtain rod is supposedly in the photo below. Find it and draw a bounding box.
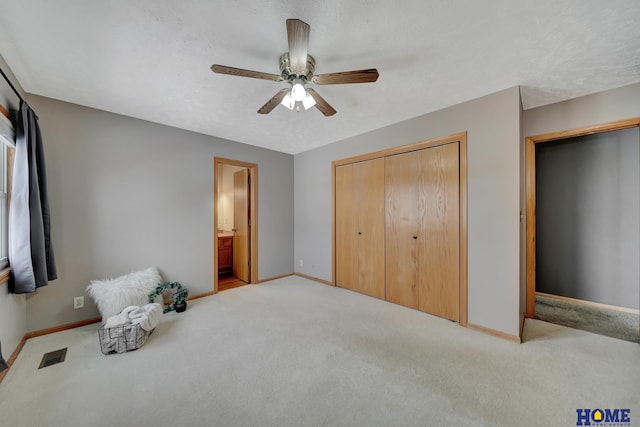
[0,66,25,103]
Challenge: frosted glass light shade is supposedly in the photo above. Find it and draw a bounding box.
[291,83,306,101]
[280,93,295,110]
[302,93,316,110]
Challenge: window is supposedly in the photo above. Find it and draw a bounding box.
[0,107,14,270]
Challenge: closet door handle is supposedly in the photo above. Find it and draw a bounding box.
[412,236,418,239]
[358,232,362,235]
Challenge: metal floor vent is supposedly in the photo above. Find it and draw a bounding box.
[38,348,67,369]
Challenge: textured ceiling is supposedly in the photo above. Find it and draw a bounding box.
[1,1,639,154]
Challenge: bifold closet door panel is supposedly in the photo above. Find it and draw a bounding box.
[385,151,421,309]
[356,158,385,299]
[335,159,385,299]
[385,142,460,320]
[335,163,358,292]
[418,142,460,322]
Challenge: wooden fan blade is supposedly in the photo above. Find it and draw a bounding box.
[307,89,336,116]
[286,19,310,75]
[258,89,290,114]
[312,69,379,85]
[211,64,282,81]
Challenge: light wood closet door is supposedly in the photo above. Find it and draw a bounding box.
[335,158,385,299]
[385,142,460,321]
[335,163,358,291]
[419,143,460,321]
[233,169,250,282]
[357,158,385,298]
[384,151,421,309]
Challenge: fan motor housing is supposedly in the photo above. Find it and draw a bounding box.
[279,53,315,82]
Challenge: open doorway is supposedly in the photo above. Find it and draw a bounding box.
[525,118,640,342]
[213,157,258,293]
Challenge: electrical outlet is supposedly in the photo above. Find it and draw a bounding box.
[299,259,303,267]
[73,296,84,309]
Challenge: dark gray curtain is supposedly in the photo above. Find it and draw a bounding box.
[0,340,8,372]
[9,100,56,294]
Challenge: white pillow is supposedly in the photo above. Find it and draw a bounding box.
[87,267,164,321]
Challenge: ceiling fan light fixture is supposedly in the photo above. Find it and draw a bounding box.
[211,19,378,117]
[291,82,306,101]
[302,92,316,110]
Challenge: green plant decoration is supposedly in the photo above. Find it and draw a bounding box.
[148,281,189,313]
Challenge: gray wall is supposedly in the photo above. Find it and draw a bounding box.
[0,54,27,359]
[536,129,639,309]
[295,87,522,337]
[519,93,526,333]
[524,82,640,312]
[524,83,640,136]
[25,95,294,331]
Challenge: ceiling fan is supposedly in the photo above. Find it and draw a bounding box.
[211,19,379,116]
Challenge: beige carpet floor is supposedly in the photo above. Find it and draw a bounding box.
[1,276,638,426]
